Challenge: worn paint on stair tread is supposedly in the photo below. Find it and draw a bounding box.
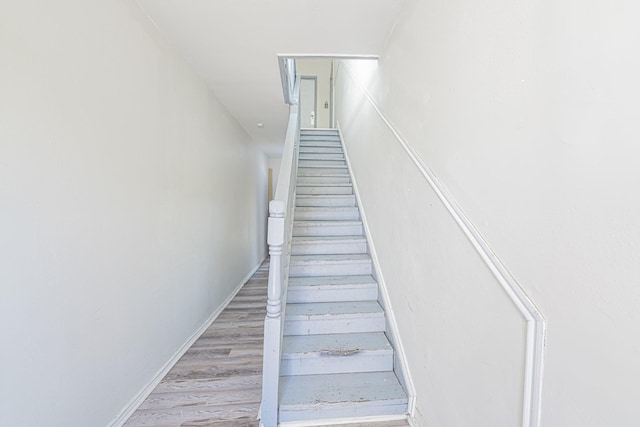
[282,332,392,356]
[279,372,407,406]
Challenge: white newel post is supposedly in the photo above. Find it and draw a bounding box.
[267,200,285,318]
[261,200,285,427]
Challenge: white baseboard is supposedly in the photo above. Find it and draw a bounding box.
[108,257,266,427]
[279,414,408,427]
[407,407,428,427]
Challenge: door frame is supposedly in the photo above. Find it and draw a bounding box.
[299,75,318,129]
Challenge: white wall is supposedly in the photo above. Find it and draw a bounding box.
[337,64,526,427]
[296,59,333,128]
[268,157,282,200]
[335,1,640,426]
[0,1,267,426]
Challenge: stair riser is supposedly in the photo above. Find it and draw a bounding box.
[291,241,367,255]
[299,146,344,154]
[294,208,360,221]
[287,286,378,303]
[299,153,345,160]
[297,176,351,185]
[299,142,342,148]
[293,223,363,236]
[298,167,349,175]
[283,316,385,336]
[289,262,372,277]
[296,186,353,195]
[300,134,340,140]
[281,353,393,376]
[299,160,347,168]
[296,196,356,207]
[279,402,407,423]
[300,136,340,141]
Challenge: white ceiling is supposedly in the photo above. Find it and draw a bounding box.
[136,0,406,156]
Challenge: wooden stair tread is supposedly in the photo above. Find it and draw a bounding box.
[282,332,392,358]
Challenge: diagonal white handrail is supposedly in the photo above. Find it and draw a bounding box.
[260,76,300,427]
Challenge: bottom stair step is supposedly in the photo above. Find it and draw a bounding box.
[278,371,408,422]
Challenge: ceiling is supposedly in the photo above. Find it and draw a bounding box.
[136,0,406,156]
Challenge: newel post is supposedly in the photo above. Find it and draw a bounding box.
[267,200,285,318]
[261,200,285,427]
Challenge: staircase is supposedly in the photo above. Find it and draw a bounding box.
[277,129,408,423]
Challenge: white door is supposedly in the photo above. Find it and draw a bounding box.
[300,77,317,128]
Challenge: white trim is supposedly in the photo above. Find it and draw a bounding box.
[337,124,417,416]
[277,53,379,60]
[279,414,407,427]
[407,406,428,427]
[340,63,547,427]
[109,257,267,427]
[278,57,295,104]
[277,54,378,104]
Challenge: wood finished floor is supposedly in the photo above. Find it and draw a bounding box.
[124,260,409,427]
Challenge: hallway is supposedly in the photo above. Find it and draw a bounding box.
[124,261,269,426]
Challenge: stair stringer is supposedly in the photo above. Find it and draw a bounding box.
[337,124,417,416]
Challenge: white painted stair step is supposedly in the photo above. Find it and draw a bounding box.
[287,275,378,303]
[289,254,372,276]
[295,207,360,221]
[297,171,350,179]
[300,135,340,140]
[298,167,348,175]
[300,136,340,140]
[296,184,353,195]
[291,235,367,255]
[293,221,363,237]
[299,141,342,148]
[284,301,385,335]
[298,160,349,168]
[300,130,339,135]
[300,129,338,134]
[280,332,393,376]
[299,153,345,160]
[299,146,344,154]
[278,372,408,422]
[296,195,356,207]
[297,169,349,175]
[297,175,351,185]
[298,160,347,168]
